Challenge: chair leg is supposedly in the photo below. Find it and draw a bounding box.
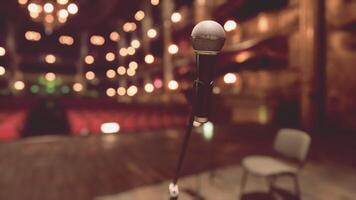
[239,169,248,199]
[292,175,301,199]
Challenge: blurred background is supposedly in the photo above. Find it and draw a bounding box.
[0,0,355,200]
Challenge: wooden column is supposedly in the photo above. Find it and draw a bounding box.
[299,0,326,132]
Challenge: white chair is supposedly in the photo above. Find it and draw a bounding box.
[240,128,311,199]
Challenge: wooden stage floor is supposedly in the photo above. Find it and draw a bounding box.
[0,125,355,200]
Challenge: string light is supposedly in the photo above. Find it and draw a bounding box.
[18,0,28,5]
[105,52,116,62]
[90,35,105,46]
[57,0,69,5]
[168,44,179,55]
[147,28,157,38]
[168,80,179,90]
[0,47,6,56]
[0,66,5,76]
[134,10,145,21]
[58,9,69,19]
[106,88,116,97]
[127,47,136,55]
[128,61,138,70]
[110,32,120,42]
[224,20,237,32]
[85,71,95,80]
[117,87,126,96]
[58,35,74,45]
[144,83,154,93]
[223,73,237,84]
[73,82,83,92]
[45,15,55,23]
[117,66,126,75]
[144,54,154,64]
[153,79,163,89]
[44,3,54,13]
[126,68,136,77]
[45,54,56,64]
[25,31,41,41]
[151,0,160,6]
[119,48,128,56]
[123,22,137,32]
[28,3,41,13]
[84,55,94,64]
[45,72,56,81]
[67,3,78,15]
[131,40,141,48]
[14,81,25,90]
[106,69,116,79]
[127,85,138,96]
[171,12,182,23]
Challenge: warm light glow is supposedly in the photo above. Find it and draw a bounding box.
[223,73,237,84]
[58,9,69,19]
[90,35,105,46]
[224,20,237,32]
[147,28,157,38]
[57,0,69,5]
[44,3,54,13]
[117,87,126,96]
[127,85,138,96]
[106,88,116,97]
[0,66,5,76]
[30,11,40,19]
[85,71,95,80]
[144,83,154,93]
[0,47,5,56]
[134,10,145,21]
[123,22,137,32]
[131,40,140,48]
[67,3,78,15]
[25,31,41,41]
[45,15,55,23]
[28,3,41,13]
[168,44,179,55]
[119,48,128,56]
[126,68,136,77]
[105,52,116,62]
[101,122,120,134]
[258,15,269,32]
[45,72,56,81]
[128,61,138,70]
[110,32,120,42]
[58,16,67,23]
[153,79,163,88]
[127,47,136,55]
[235,51,252,63]
[171,12,182,23]
[106,69,116,79]
[18,0,28,5]
[151,0,159,6]
[202,121,214,141]
[117,66,126,75]
[168,80,179,90]
[45,54,56,64]
[144,54,154,64]
[84,55,94,64]
[14,81,25,90]
[58,35,74,45]
[73,82,83,92]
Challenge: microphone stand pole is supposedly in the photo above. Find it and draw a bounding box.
[169,111,195,200]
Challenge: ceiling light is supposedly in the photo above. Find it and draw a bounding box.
[44,3,54,13]
[168,44,179,55]
[45,54,56,64]
[105,52,116,62]
[144,54,154,64]
[73,82,83,92]
[147,28,157,38]
[85,71,95,80]
[131,39,140,48]
[171,12,182,23]
[106,69,116,79]
[14,81,25,90]
[117,87,126,96]
[224,20,237,32]
[223,73,237,84]
[106,88,116,97]
[67,3,78,15]
[45,72,56,81]
[144,83,154,93]
[168,80,179,90]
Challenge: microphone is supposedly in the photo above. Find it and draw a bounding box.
[191,20,226,124]
[168,20,225,200]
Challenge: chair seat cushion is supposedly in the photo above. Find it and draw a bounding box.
[242,155,298,176]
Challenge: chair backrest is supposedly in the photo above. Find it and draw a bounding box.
[274,128,311,162]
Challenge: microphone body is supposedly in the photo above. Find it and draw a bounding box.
[193,54,217,123]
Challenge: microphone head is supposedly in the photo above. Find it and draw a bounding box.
[191,20,226,54]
